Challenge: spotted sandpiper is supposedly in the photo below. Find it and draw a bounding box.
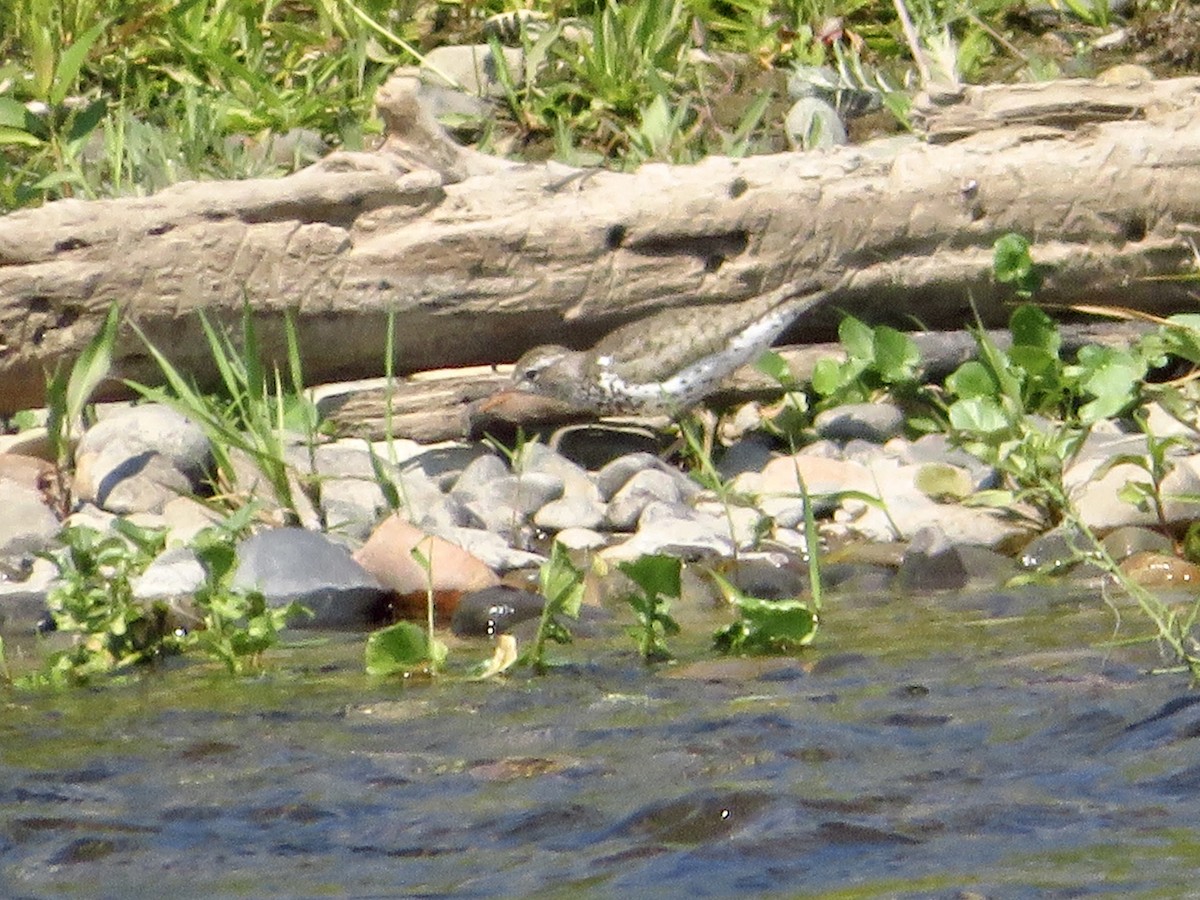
[508,284,830,415]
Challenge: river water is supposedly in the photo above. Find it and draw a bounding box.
[2,581,1199,897]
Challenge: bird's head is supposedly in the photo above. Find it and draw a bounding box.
[509,344,587,403]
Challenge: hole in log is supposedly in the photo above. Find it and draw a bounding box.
[605,224,627,250]
[728,177,748,199]
[54,237,89,252]
[1124,216,1147,242]
[628,230,749,263]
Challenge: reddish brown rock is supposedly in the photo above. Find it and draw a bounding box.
[1119,551,1200,589]
[353,515,500,622]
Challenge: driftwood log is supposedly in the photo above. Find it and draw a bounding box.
[1,73,1199,418]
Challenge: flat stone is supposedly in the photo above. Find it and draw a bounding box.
[0,426,52,459]
[519,443,600,501]
[828,456,1027,547]
[719,551,808,600]
[462,472,564,535]
[1142,401,1196,440]
[0,556,54,632]
[784,96,847,149]
[159,496,223,546]
[226,446,321,530]
[234,527,390,628]
[310,440,395,537]
[1018,525,1093,575]
[716,434,778,481]
[451,452,510,498]
[1102,525,1174,562]
[79,452,192,515]
[814,401,906,443]
[1065,449,1200,531]
[384,440,489,486]
[533,495,607,532]
[601,517,736,563]
[63,503,116,533]
[691,500,769,549]
[760,452,875,498]
[420,44,524,97]
[553,527,608,551]
[1120,551,1200,589]
[896,526,972,591]
[132,546,206,603]
[413,80,492,123]
[313,439,462,538]
[0,453,53,491]
[551,426,665,470]
[894,433,998,488]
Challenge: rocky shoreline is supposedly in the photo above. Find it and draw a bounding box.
[2,385,1197,647]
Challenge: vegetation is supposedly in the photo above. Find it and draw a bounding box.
[128,302,322,527]
[617,554,682,663]
[12,509,307,687]
[1,0,1178,210]
[43,301,120,517]
[32,519,176,686]
[522,541,586,673]
[187,510,310,674]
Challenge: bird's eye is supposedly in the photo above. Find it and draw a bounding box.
[522,366,540,382]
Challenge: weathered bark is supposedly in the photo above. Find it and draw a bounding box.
[1,73,1199,414]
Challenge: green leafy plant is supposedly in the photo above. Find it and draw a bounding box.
[363,536,448,678]
[523,541,585,673]
[798,471,825,615]
[0,18,107,206]
[992,232,1044,299]
[810,315,924,411]
[128,303,320,526]
[1,0,401,210]
[709,466,822,655]
[1107,408,1189,532]
[44,301,120,517]
[616,555,681,663]
[22,506,308,686]
[32,520,177,686]
[366,306,412,517]
[943,295,1158,527]
[1053,0,1113,28]
[365,620,448,677]
[188,511,309,674]
[711,569,818,655]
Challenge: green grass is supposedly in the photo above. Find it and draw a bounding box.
[1,0,1142,211]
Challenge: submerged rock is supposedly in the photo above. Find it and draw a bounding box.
[451,585,545,637]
